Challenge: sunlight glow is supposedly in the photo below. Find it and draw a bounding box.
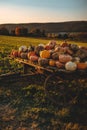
[0,0,87,24]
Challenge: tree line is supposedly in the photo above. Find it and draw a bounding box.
[0,26,87,41]
[0,26,46,37]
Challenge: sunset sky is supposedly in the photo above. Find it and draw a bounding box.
[0,0,87,24]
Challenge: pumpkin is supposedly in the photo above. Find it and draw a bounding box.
[54,44,61,50]
[35,45,44,56]
[49,59,56,66]
[40,50,50,59]
[38,43,45,47]
[27,51,35,59]
[55,46,62,52]
[45,45,51,50]
[21,52,28,59]
[75,48,87,59]
[56,61,64,68]
[66,48,73,55]
[61,41,68,47]
[59,47,67,54]
[28,45,35,52]
[49,50,55,55]
[29,55,38,62]
[11,50,18,57]
[80,46,87,50]
[52,52,59,60]
[70,44,79,51]
[55,46,67,54]
[85,61,87,65]
[65,61,77,71]
[77,62,87,70]
[18,51,21,57]
[73,57,80,63]
[19,46,27,52]
[38,58,49,66]
[59,54,72,63]
[48,40,56,49]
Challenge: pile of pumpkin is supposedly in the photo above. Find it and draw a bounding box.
[11,40,87,71]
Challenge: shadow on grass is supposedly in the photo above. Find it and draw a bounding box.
[0,76,87,130]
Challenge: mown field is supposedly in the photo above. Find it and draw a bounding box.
[0,35,87,130]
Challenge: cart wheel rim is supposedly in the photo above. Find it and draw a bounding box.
[44,74,79,107]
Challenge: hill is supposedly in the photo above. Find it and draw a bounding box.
[0,21,87,33]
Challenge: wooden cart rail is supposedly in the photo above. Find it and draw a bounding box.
[11,57,87,75]
[14,57,54,73]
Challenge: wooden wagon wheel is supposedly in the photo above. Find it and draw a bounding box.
[44,73,79,107]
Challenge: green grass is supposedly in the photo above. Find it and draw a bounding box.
[0,79,87,130]
[0,35,87,50]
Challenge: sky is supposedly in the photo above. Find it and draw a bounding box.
[0,0,87,24]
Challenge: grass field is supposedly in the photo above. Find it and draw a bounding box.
[0,35,87,56]
[0,35,87,49]
[0,35,87,130]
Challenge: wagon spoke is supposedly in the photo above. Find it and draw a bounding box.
[44,74,68,106]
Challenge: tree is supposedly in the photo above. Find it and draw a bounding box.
[0,27,9,35]
[15,27,28,36]
[30,28,43,37]
[41,29,46,37]
[10,29,15,36]
[68,32,87,41]
[58,34,62,39]
[63,34,68,39]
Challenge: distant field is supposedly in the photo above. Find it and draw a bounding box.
[0,35,87,51]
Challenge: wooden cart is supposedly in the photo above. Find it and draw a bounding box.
[11,57,87,107]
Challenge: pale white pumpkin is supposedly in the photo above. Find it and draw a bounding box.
[65,61,77,71]
[38,43,45,47]
[19,46,27,52]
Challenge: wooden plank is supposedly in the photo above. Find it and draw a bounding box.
[15,58,54,73]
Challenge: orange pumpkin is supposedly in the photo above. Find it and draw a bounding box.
[40,50,50,59]
[49,59,56,66]
[77,63,87,70]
